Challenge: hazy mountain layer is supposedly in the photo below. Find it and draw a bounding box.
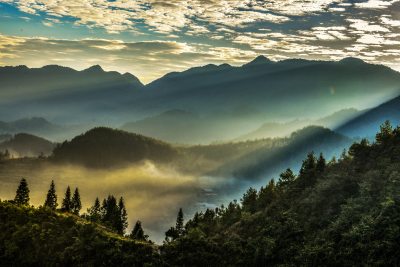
[0,133,55,157]
[1,58,399,133]
[337,95,400,139]
[143,57,400,118]
[0,65,143,123]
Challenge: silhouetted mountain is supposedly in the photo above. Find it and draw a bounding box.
[0,117,89,142]
[122,108,266,144]
[2,58,398,129]
[143,58,400,119]
[0,133,55,157]
[315,108,360,128]
[0,65,143,123]
[216,126,352,181]
[235,121,309,141]
[0,117,61,135]
[336,95,400,138]
[235,108,361,141]
[52,127,178,167]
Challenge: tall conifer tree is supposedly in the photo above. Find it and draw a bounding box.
[44,180,57,210]
[61,186,72,212]
[71,187,82,215]
[14,178,30,205]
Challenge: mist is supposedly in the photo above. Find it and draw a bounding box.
[0,161,208,243]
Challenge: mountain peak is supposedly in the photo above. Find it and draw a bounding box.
[339,57,365,64]
[83,65,104,73]
[245,55,271,66]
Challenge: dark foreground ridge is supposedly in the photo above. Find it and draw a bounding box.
[1,121,400,266]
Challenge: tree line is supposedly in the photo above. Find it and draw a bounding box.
[11,178,149,241]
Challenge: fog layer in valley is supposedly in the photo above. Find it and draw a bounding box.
[0,160,209,243]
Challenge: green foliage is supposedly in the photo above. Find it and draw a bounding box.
[99,195,128,235]
[44,180,57,210]
[0,201,159,266]
[316,153,326,173]
[61,186,72,212]
[130,221,149,241]
[86,197,101,222]
[118,197,128,235]
[165,208,185,242]
[241,187,258,213]
[71,188,82,215]
[52,127,178,168]
[161,121,400,266]
[14,178,30,206]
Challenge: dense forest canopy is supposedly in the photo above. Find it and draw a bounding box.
[1,121,400,266]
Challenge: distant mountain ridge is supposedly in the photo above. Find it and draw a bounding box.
[336,94,400,138]
[1,57,399,142]
[236,108,361,141]
[139,57,400,122]
[0,133,54,157]
[0,65,144,123]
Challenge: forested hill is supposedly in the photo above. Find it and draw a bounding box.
[52,127,179,167]
[161,121,400,266]
[0,201,158,266]
[1,122,400,265]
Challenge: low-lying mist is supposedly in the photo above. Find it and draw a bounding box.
[0,158,270,242]
[0,160,213,243]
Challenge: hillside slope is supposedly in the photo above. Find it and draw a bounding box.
[52,127,179,167]
[161,122,400,266]
[143,57,400,118]
[0,133,55,157]
[215,126,352,180]
[0,201,158,266]
[0,65,143,123]
[337,94,400,138]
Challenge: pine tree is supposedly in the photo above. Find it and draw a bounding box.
[300,152,317,176]
[241,187,258,213]
[88,197,101,222]
[175,208,184,236]
[130,220,148,241]
[44,180,57,210]
[102,195,120,233]
[376,120,393,145]
[258,179,276,208]
[71,187,82,215]
[118,197,128,235]
[14,178,30,205]
[61,186,72,212]
[278,168,296,187]
[316,153,326,173]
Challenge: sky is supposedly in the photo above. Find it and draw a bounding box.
[0,0,399,83]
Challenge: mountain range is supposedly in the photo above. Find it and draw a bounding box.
[1,57,399,143]
[0,65,143,124]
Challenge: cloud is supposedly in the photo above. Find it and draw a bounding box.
[1,0,343,34]
[0,34,257,83]
[356,33,400,45]
[347,19,390,32]
[355,0,400,9]
[381,16,400,27]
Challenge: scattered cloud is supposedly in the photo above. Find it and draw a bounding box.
[0,0,400,76]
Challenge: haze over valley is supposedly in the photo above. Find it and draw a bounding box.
[0,57,399,242]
